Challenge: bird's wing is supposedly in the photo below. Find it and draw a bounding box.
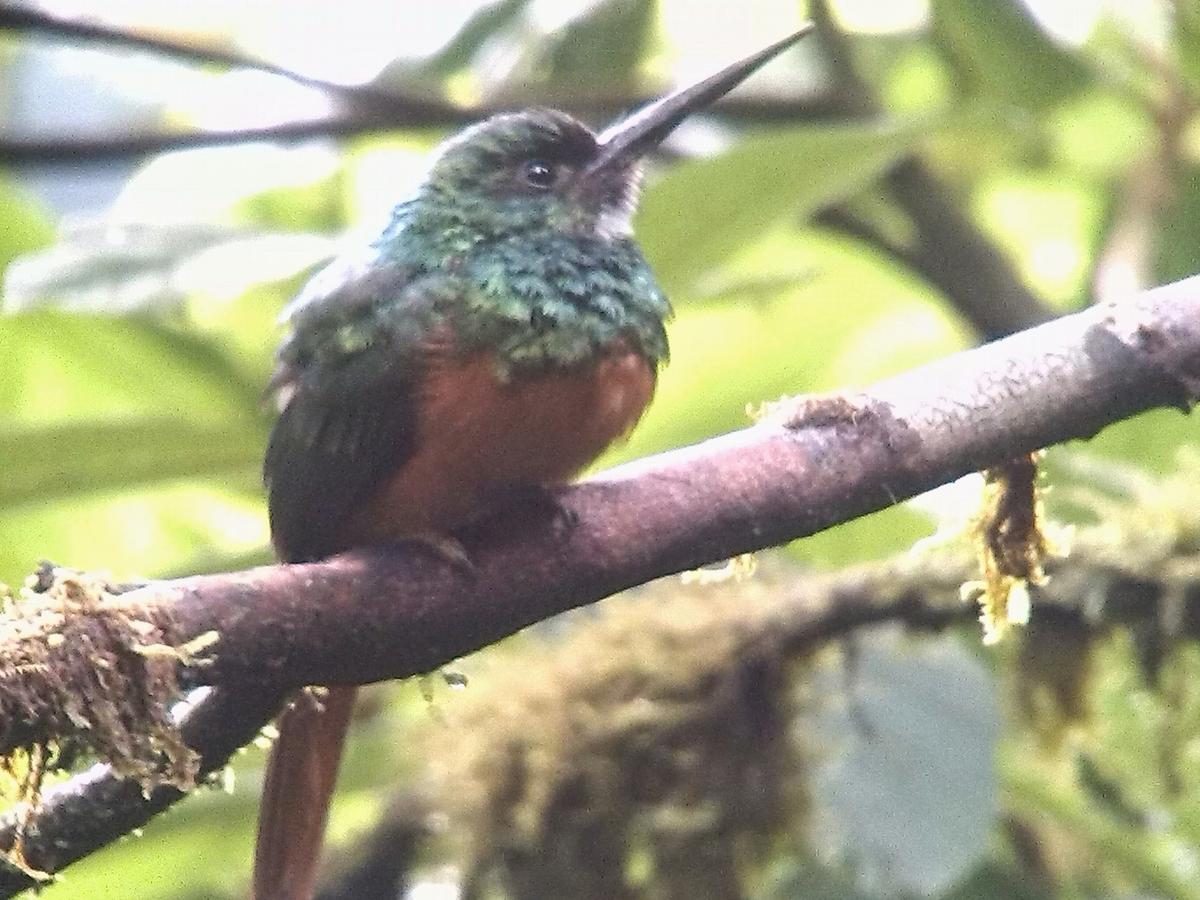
[264,249,448,563]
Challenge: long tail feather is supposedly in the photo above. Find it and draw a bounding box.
[253,685,358,900]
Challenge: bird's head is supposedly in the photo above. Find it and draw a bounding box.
[416,27,811,244]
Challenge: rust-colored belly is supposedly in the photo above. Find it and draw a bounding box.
[350,345,656,540]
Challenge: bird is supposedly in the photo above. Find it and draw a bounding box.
[255,28,810,900]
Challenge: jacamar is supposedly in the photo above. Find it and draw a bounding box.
[255,29,809,899]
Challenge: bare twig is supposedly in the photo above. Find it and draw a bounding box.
[0,98,837,164]
[0,6,465,118]
[0,6,838,163]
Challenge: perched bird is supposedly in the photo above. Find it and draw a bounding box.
[256,29,810,900]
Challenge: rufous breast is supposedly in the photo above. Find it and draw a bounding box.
[351,340,656,539]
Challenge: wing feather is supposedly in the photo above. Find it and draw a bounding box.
[264,251,446,562]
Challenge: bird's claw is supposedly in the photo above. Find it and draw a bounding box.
[402,533,476,576]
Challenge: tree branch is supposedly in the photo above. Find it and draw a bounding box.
[78,278,1197,692]
[0,685,282,895]
[1,275,1199,891]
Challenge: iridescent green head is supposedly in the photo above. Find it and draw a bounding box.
[415,27,812,244]
[422,109,624,238]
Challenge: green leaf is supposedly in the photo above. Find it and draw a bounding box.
[0,176,55,273]
[1174,0,1200,95]
[932,0,1092,110]
[637,120,925,297]
[410,0,532,82]
[1049,408,1199,478]
[1153,163,1200,286]
[0,417,264,509]
[0,312,264,422]
[1003,757,1200,900]
[810,629,1000,895]
[528,0,658,99]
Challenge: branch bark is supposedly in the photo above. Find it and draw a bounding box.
[1,275,1199,892]
[50,277,1195,694]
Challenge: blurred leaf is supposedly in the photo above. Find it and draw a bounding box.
[971,171,1103,306]
[1048,92,1151,178]
[2,221,332,316]
[0,312,263,422]
[932,0,1092,110]
[760,853,877,900]
[236,171,344,234]
[1153,163,1200,285]
[525,0,658,99]
[0,176,55,273]
[1003,756,1200,899]
[614,226,970,453]
[638,120,927,297]
[0,417,263,509]
[167,544,273,578]
[408,0,532,82]
[0,312,269,583]
[1052,408,1198,476]
[395,0,657,105]
[113,145,342,223]
[796,504,934,568]
[810,628,1000,896]
[1178,1,1200,94]
[938,861,1048,899]
[0,478,267,588]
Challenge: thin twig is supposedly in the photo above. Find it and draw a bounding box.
[0,6,840,162]
[0,6,464,118]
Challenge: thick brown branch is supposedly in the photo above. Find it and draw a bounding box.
[151,277,1198,690]
[1,275,1198,891]
[7,276,1200,701]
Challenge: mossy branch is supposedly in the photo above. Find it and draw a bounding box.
[0,275,1198,892]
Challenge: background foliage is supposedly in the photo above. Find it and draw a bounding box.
[1,0,1198,897]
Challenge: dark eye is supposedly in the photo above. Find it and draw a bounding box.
[521,159,557,189]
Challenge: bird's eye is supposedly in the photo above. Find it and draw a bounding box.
[521,159,557,189]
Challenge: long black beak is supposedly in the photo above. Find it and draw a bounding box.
[583,25,813,179]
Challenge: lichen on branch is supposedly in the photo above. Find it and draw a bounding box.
[0,565,218,873]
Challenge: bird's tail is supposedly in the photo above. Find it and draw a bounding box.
[253,685,358,900]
